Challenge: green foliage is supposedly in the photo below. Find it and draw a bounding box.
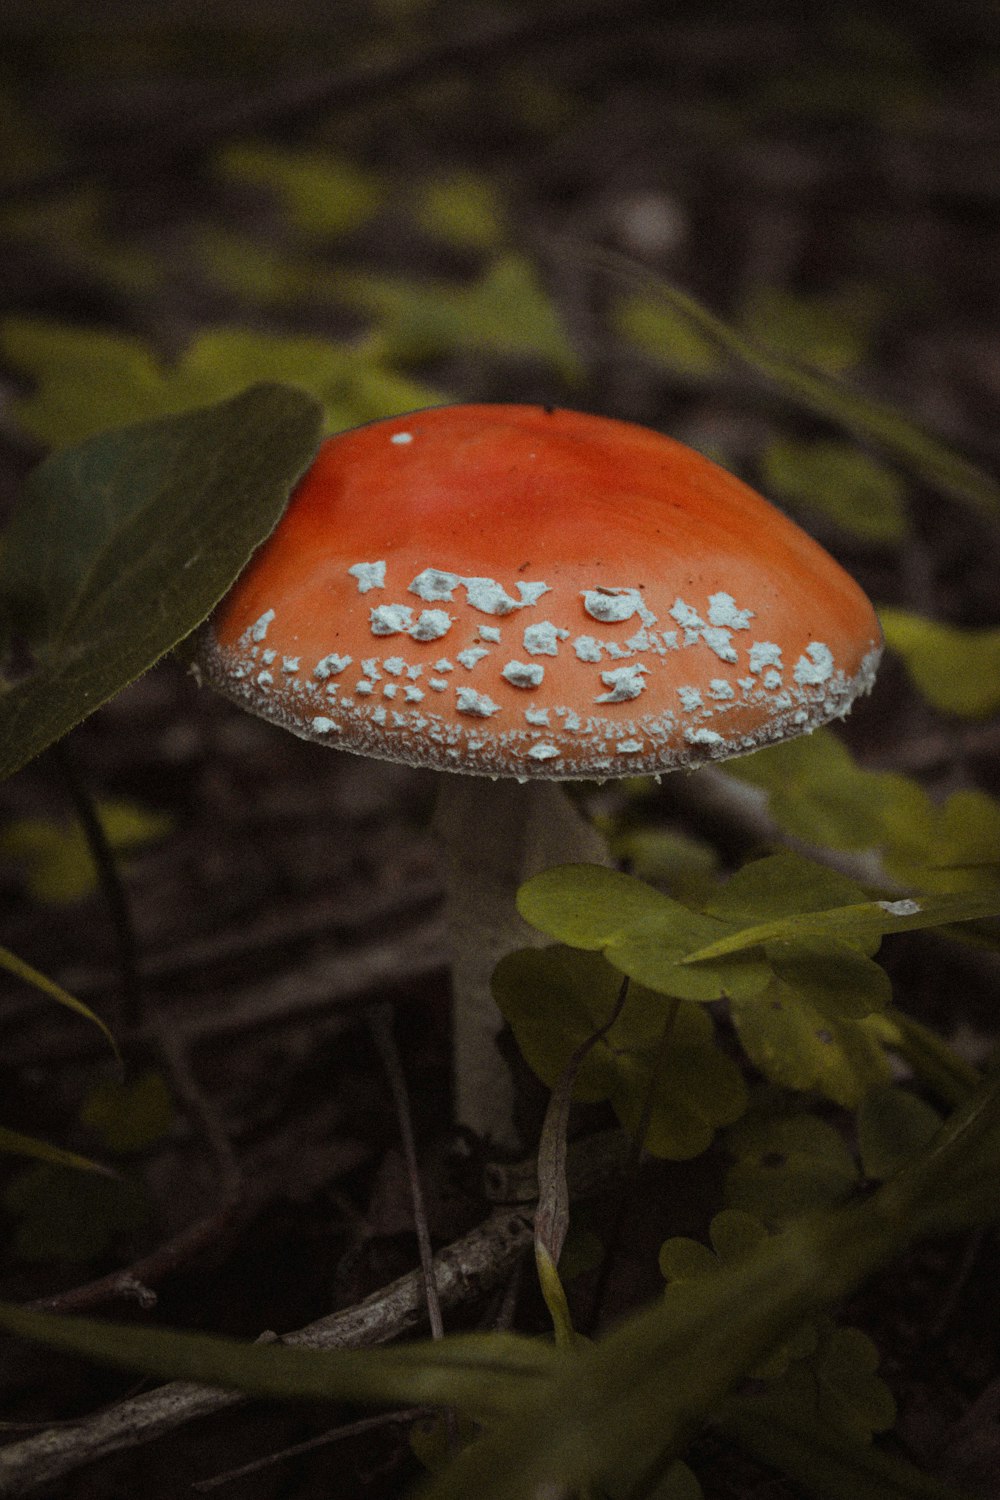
[725,1112,860,1224]
[1,318,441,448]
[0,384,322,780]
[336,254,582,380]
[0,945,118,1057]
[741,285,880,373]
[3,1162,149,1261]
[760,436,908,542]
[80,1071,173,1155]
[414,171,508,250]
[0,798,172,903]
[880,608,1000,719]
[493,947,747,1159]
[0,1127,113,1176]
[856,1086,943,1180]
[723,729,1000,892]
[215,142,384,239]
[612,292,723,378]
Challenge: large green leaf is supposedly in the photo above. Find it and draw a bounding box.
[880,608,1000,719]
[0,384,323,779]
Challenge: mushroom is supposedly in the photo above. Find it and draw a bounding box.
[193,404,882,1147]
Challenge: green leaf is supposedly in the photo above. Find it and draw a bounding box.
[760,437,907,542]
[613,292,723,378]
[720,1385,964,1500]
[337,254,582,381]
[857,1087,943,1181]
[704,853,873,945]
[0,1304,554,1421]
[880,608,1000,719]
[684,889,1000,964]
[0,798,172,903]
[741,285,878,374]
[3,1164,149,1261]
[725,1114,860,1224]
[0,384,323,779]
[0,945,118,1059]
[215,142,384,238]
[730,983,891,1107]
[0,1127,114,1177]
[493,946,747,1159]
[516,864,769,1003]
[80,1071,173,1155]
[723,730,936,860]
[414,172,507,250]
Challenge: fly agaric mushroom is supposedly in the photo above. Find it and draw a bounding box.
[194,404,882,1147]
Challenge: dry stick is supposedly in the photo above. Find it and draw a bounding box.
[0,1206,535,1498]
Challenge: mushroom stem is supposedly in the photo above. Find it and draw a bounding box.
[432,776,611,1150]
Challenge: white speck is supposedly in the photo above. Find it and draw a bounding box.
[749,642,783,674]
[409,609,452,642]
[561,709,582,732]
[627,627,650,651]
[708,592,754,630]
[256,670,273,688]
[464,577,521,615]
[407,664,422,679]
[573,635,603,663]
[390,431,413,445]
[685,727,723,746]
[410,568,460,602]
[660,630,679,651]
[763,669,783,690]
[708,679,735,701]
[355,680,374,696]
[456,688,500,717]
[525,707,550,726]
[372,706,387,724]
[232,666,247,679]
[583,587,646,624]
[502,660,545,688]
[404,685,425,703]
[670,598,703,631]
[467,736,486,751]
[794,642,835,686]
[261,648,277,665]
[249,609,275,643]
[362,659,381,680]
[702,627,738,663]
[434,658,454,672]
[878,899,922,917]
[596,664,648,703]
[524,621,568,656]
[457,645,490,669]
[517,581,550,607]
[616,739,644,753]
[429,678,449,692]
[605,642,631,659]
[677,686,703,712]
[348,561,386,594]
[281,656,300,674]
[311,716,337,734]
[314,653,351,679]
[370,604,413,635]
[527,742,559,760]
[382,683,397,699]
[383,657,406,676]
[479,625,502,643]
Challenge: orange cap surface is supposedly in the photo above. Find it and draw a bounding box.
[196,404,882,779]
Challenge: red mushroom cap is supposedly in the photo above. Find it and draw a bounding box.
[195,404,882,778]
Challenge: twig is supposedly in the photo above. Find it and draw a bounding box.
[367,1003,445,1342]
[0,1129,625,1495]
[192,1407,431,1492]
[0,1206,534,1497]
